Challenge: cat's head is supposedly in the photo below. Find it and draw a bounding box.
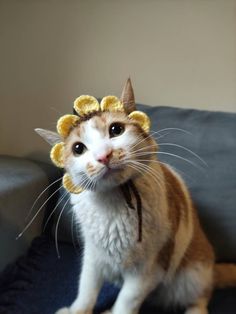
[36,79,157,192]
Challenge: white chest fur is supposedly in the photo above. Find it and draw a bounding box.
[71,190,139,264]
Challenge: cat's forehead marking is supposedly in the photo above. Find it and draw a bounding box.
[80,111,127,138]
[76,115,108,145]
[79,123,85,136]
[68,111,143,144]
[89,115,106,135]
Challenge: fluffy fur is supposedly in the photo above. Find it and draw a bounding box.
[53,108,214,314]
[36,81,236,314]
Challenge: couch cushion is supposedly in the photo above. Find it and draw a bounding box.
[0,155,60,271]
[0,237,235,314]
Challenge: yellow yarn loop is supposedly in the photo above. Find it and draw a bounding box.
[100,96,124,112]
[50,142,65,168]
[74,95,100,116]
[128,111,151,133]
[57,114,80,138]
[62,173,83,194]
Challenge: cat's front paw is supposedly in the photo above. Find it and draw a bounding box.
[55,308,70,314]
[55,308,92,314]
[101,311,112,314]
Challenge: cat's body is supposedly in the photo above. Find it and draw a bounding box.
[66,163,214,314]
[37,79,236,314]
[71,162,169,280]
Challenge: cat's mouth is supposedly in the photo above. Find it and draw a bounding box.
[86,163,127,187]
[102,166,122,178]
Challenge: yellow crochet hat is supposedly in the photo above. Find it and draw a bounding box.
[51,94,151,194]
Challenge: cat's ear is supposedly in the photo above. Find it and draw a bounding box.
[120,78,136,114]
[35,128,62,146]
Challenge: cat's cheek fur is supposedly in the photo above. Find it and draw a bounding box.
[66,157,86,186]
[65,151,97,187]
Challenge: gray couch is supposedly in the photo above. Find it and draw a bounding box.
[0,105,235,314]
[0,156,60,271]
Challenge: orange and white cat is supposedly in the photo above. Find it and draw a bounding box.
[37,79,236,314]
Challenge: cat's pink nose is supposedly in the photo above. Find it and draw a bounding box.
[97,151,112,165]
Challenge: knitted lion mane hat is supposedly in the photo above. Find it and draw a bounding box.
[36,79,151,195]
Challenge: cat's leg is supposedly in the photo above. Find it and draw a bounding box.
[165,263,212,314]
[185,298,209,314]
[103,270,161,314]
[56,310,92,314]
[55,246,103,314]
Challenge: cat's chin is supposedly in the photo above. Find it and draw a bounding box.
[71,166,135,192]
[91,168,133,192]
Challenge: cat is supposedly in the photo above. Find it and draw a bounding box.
[37,79,236,314]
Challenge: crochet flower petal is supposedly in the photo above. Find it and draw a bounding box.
[57,114,80,138]
[74,95,100,116]
[62,173,83,194]
[128,111,151,133]
[100,96,124,112]
[50,142,64,168]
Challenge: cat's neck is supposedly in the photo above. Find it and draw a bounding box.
[71,161,163,207]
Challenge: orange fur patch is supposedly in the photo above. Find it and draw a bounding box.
[158,164,189,271]
[86,162,98,176]
[180,207,215,269]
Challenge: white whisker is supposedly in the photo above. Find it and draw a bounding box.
[16,185,63,240]
[129,133,154,150]
[133,160,164,183]
[158,143,207,166]
[43,191,69,232]
[134,159,195,182]
[55,197,70,259]
[128,151,157,158]
[77,174,92,190]
[130,144,158,154]
[157,151,204,172]
[126,160,164,191]
[152,127,192,136]
[71,210,77,251]
[25,176,63,221]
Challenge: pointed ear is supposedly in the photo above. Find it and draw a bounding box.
[120,78,136,114]
[35,128,62,146]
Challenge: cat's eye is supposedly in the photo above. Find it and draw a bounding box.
[72,142,86,155]
[109,123,125,138]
